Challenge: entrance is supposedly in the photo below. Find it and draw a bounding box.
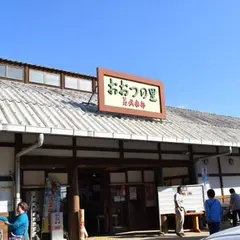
[79,170,104,235]
[128,185,145,230]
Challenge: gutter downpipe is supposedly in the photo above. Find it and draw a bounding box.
[15,134,44,210]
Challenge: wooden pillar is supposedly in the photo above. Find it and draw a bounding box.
[103,171,110,234]
[69,136,80,240]
[217,147,224,202]
[156,143,164,186]
[155,142,165,235]
[188,145,198,184]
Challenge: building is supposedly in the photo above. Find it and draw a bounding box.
[0,58,240,239]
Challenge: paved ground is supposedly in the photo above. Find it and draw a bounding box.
[88,231,209,239]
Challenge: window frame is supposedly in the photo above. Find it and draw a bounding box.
[0,63,24,81]
[29,69,61,87]
[64,75,93,93]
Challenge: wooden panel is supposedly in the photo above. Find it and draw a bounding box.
[144,170,154,182]
[110,172,126,183]
[124,152,158,160]
[0,133,14,142]
[23,133,72,145]
[77,137,118,148]
[23,171,45,186]
[127,171,142,183]
[163,167,188,177]
[161,143,188,151]
[77,150,119,158]
[123,141,158,150]
[27,149,72,157]
[192,145,216,153]
[161,154,189,161]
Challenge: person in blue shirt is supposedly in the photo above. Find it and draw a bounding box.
[205,189,222,235]
[0,202,29,240]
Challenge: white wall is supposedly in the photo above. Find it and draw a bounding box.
[195,156,218,175]
[0,147,14,176]
[163,167,188,177]
[220,156,240,195]
[0,133,14,176]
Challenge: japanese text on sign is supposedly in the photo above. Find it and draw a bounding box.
[103,76,161,113]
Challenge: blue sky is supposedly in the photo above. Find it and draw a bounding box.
[1,0,240,116]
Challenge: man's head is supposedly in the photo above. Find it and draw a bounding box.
[207,189,215,199]
[177,186,182,194]
[229,188,235,194]
[17,202,28,214]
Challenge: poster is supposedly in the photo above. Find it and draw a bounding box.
[145,183,156,207]
[201,167,208,185]
[42,179,61,233]
[51,212,64,240]
[129,187,137,200]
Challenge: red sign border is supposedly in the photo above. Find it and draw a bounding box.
[97,67,166,119]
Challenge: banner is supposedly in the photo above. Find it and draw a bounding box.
[42,178,61,233]
[201,167,208,185]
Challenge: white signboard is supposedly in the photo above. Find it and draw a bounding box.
[157,184,205,215]
[51,212,64,240]
[98,68,166,119]
[103,76,161,113]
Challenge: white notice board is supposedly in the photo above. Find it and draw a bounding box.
[0,181,14,212]
[157,184,205,215]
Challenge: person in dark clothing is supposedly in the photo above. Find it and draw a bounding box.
[229,188,240,227]
[205,189,222,235]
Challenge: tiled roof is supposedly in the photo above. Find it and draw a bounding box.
[0,79,240,146]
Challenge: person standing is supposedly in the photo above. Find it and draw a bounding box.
[205,189,222,235]
[0,202,29,240]
[174,186,185,237]
[229,188,240,227]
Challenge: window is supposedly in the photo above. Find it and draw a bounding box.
[0,65,5,77]
[0,64,23,80]
[80,79,92,92]
[65,76,78,89]
[7,66,24,80]
[65,76,93,92]
[29,69,60,86]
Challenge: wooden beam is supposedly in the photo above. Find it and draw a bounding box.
[21,155,190,167]
[10,142,239,156]
[155,143,164,187]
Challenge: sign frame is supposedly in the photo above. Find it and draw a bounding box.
[97,67,166,119]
